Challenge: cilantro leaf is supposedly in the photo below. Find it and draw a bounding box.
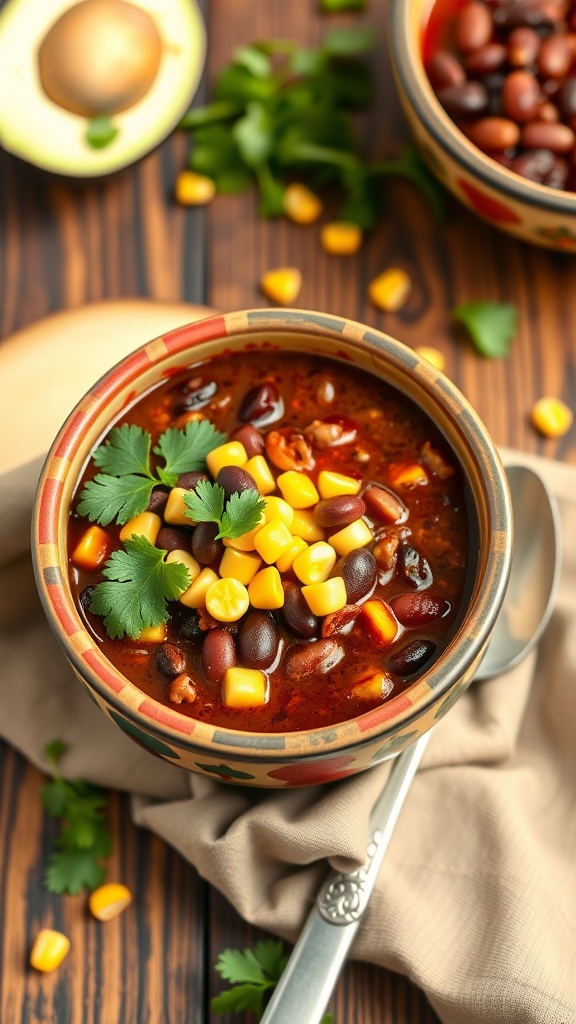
[77,473,156,527]
[216,947,268,985]
[40,780,70,818]
[322,25,377,56]
[45,849,107,895]
[45,739,67,766]
[185,479,226,523]
[453,300,518,358]
[92,424,153,478]
[154,420,227,485]
[211,983,267,1017]
[252,939,288,980]
[89,536,191,639]
[184,481,266,539]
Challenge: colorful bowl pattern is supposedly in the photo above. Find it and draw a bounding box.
[32,309,512,787]
[390,0,576,250]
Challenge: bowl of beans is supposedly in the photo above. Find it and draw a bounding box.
[32,309,511,787]
[390,0,576,249]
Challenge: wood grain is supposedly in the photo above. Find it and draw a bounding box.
[1,0,575,1020]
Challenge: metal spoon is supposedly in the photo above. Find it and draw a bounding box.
[261,464,561,1024]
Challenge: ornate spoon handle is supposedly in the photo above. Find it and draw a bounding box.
[260,731,431,1024]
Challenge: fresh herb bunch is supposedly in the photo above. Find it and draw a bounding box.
[211,940,334,1022]
[40,740,112,895]
[179,29,446,226]
[184,479,266,540]
[453,300,518,358]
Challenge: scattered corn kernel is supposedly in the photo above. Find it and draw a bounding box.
[89,883,133,921]
[388,463,429,489]
[205,577,250,622]
[302,576,347,616]
[317,470,361,499]
[351,671,394,701]
[165,549,201,584]
[320,221,362,255]
[222,666,267,708]
[219,547,262,585]
[71,525,111,571]
[222,512,266,551]
[179,567,219,609]
[206,441,247,478]
[531,396,573,438]
[119,511,161,545]
[329,518,373,556]
[260,266,302,305]
[253,518,293,563]
[415,345,446,372]
[277,470,319,509]
[248,565,285,609]
[290,508,325,542]
[244,455,276,495]
[164,487,195,526]
[30,929,70,972]
[283,181,323,224]
[293,541,337,585]
[175,170,216,206]
[137,624,167,642]
[263,495,294,529]
[368,267,411,312]
[276,536,308,572]
[360,599,398,646]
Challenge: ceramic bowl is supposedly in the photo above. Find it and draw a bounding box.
[390,0,576,250]
[32,309,512,788]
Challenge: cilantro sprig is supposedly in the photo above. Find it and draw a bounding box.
[77,420,226,526]
[184,479,266,540]
[453,300,518,358]
[211,940,334,1022]
[40,741,112,895]
[179,30,446,226]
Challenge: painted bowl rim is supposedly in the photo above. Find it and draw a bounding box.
[32,308,512,763]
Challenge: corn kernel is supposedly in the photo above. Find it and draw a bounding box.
[89,883,133,921]
[219,547,262,585]
[293,541,337,585]
[205,577,250,622]
[283,182,323,224]
[260,266,302,305]
[263,495,294,529]
[164,487,195,526]
[72,525,111,571]
[119,511,161,545]
[317,470,361,499]
[222,667,267,708]
[276,536,308,572]
[351,671,394,701]
[137,624,167,642]
[320,221,362,256]
[206,441,248,479]
[175,170,216,205]
[30,929,71,972]
[253,518,292,563]
[248,566,285,609]
[165,549,201,584]
[277,470,319,509]
[329,518,373,556]
[415,345,446,372]
[290,508,325,542]
[244,455,276,495]
[360,599,398,646]
[368,267,411,312]
[180,567,219,609]
[302,577,347,616]
[222,512,266,551]
[531,396,573,438]
[389,463,429,489]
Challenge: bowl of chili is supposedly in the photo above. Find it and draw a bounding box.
[33,309,511,787]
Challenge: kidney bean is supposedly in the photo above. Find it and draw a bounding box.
[201,629,237,683]
[147,487,170,515]
[399,545,433,589]
[455,2,493,53]
[228,424,265,458]
[521,119,575,150]
[239,382,284,427]
[321,604,361,637]
[493,2,560,30]
[502,70,543,121]
[177,609,203,641]
[157,526,193,552]
[512,147,555,180]
[507,26,541,66]
[545,155,569,187]
[438,81,489,116]
[373,534,400,573]
[177,470,209,490]
[467,115,521,150]
[284,638,344,681]
[335,548,377,604]
[216,465,258,502]
[177,377,217,413]
[465,42,507,75]
[363,485,406,524]
[313,495,365,529]
[192,521,224,565]
[281,581,320,638]
[537,34,572,78]
[388,639,437,677]
[537,101,561,121]
[558,76,576,118]
[389,592,451,626]
[156,643,186,678]
[238,612,281,669]
[427,50,466,90]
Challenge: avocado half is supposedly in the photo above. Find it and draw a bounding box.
[0,0,206,176]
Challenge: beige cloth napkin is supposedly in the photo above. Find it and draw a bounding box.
[1,449,575,1024]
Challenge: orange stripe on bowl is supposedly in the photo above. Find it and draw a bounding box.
[83,649,126,694]
[37,478,64,544]
[163,315,227,353]
[357,692,413,731]
[92,349,152,400]
[138,698,196,734]
[47,582,79,637]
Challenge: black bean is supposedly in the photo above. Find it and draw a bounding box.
[147,487,170,515]
[177,377,217,412]
[201,629,237,683]
[177,471,209,490]
[238,612,281,669]
[177,609,203,641]
[281,581,320,639]
[156,643,186,678]
[335,548,377,604]
[79,586,96,614]
[399,545,433,589]
[192,522,224,565]
[388,639,437,677]
[157,526,192,552]
[215,465,258,502]
[238,383,284,427]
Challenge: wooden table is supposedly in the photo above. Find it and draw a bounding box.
[1,1,575,1022]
